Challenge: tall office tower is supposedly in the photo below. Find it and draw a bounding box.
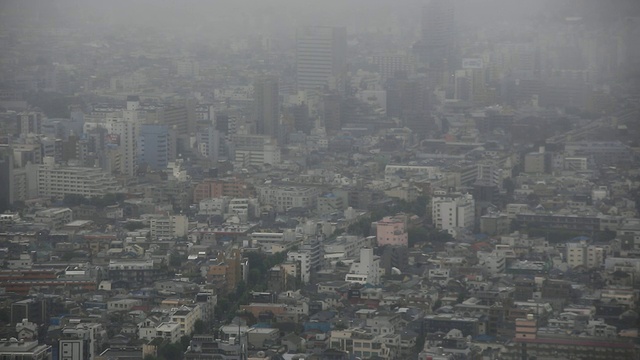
[253,76,280,140]
[386,78,433,134]
[296,26,347,93]
[372,53,416,82]
[195,126,220,162]
[420,0,455,68]
[161,99,196,137]
[138,124,170,170]
[0,150,14,213]
[322,94,342,133]
[106,114,137,177]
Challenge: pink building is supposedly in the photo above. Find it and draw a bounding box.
[376,216,408,247]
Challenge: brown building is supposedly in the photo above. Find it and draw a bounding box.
[206,249,245,294]
[193,178,252,203]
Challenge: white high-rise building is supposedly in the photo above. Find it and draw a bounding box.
[432,193,475,235]
[36,157,121,199]
[106,113,138,177]
[296,26,347,92]
[288,250,312,283]
[345,248,380,285]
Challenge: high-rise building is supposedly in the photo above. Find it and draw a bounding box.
[106,115,137,177]
[372,53,416,82]
[420,0,455,68]
[138,124,169,170]
[386,78,433,134]
[161,99,196,137]
[253,76,280,140]
[16,112,43,136]
[0,150,13,213]
[296,26,347,92]
[196,126,220,162]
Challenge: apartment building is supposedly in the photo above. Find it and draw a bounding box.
[149,215,189,239]
[170,305,204,336]
[375,216,408,247]
[432,193,475,235]
[256,185,321,212]
[36,157,120,199]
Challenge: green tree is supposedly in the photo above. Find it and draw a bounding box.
[432,299,442,311]
[408,227,429,247]
[180,335,191,351]
[124,221,145,231]
[158,342,183,360]
[169,252,184,268]
[193,319,206,335]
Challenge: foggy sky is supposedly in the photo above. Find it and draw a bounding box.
[2,0,638,41]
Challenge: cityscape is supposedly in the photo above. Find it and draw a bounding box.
[0,0,640,359]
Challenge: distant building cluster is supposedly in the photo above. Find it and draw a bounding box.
[0,0,639,359]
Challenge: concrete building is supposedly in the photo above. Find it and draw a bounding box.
[288,250,311,283]
[108,259,161,287]
[139,322,181,344]
[195,126,220,162]
[193,178,251,203]
[185,335,246,360]
[253,75,280,140]
[170,305,204,336]
[16,112,43,136]
[252,230,298,254]
[231,134,281,167]
[0,339,51,360]
[105,113,138,177]
[0,150,14,213]
[476,251,506,275]
[160,99,196,137]
[372,52,415,81]
[564,141,632,166]
[419,0,455,68]
[524,150,551,174]
[34,208,73,229]
[296,26,347,92]
[59,323,105,360]
[35,157,121,199]
[345,248,381,285]
[138,124,170,170]
[330,329,392,360]
[317,193,344,216]
[375,216,408,247]
[149,215,189,239]
[256,185,321,212]
[432,193,475,235]
[566,241,605,269]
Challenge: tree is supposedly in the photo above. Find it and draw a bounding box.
[124,221,145,231]
[193,319,206,335]
[180,335,191,351]
[408,227,429,247]
[432,299,442,311]
[169,252,183,268]
[158,342,183,360]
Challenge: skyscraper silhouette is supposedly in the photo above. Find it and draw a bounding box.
[253,75,280,141]
[296,26,347,93]
[420,0,455,68]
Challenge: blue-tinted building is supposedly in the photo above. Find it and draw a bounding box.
[138,124,169,170]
